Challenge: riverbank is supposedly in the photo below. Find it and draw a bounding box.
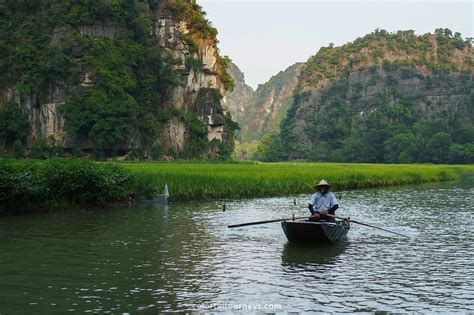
[2,159,472,214]
[121,162,474,201]
[0,158,156,215]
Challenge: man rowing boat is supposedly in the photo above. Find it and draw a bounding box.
[308,180,339,221]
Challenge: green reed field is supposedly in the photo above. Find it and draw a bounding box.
[120,162,474,201]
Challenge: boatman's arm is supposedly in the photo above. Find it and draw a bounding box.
[308,194,317,215]
[328,193,339,215]
[327,204,338,215]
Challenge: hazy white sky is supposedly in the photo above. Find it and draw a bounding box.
[198,0,473,89]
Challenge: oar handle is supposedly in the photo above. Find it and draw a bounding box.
[228,216,310,228]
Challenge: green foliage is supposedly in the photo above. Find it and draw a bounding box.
[50,1,111,27]
[0,158,157,214]
[185,56,203,72]
[333,137,375,163]
[72,145,83,158]
[452,127,474,144]
[167,0,217,38]
[182,112,209,159]
[167,148,178,160]
[165,0,234,92]
[92,141,105,161]
[299,29,471,89]
[384,133,419,163]
[257,134,287,162]
[449,144,474,164]
[0,101,31,148]
[49,145,64,157]
[216,55,235,91]
[150,145,162,160]
[239,63,303,142]
[219,111,240,160]
[234,140,259,160]
[0,2,80,94]
[310,141,332,162]
[59,30,178,150]
[425,132,453,163]
[31,140,47,159]
[128,148,144,161]
[12,140,24,159]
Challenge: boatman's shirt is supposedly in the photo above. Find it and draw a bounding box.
[310,192,338,212]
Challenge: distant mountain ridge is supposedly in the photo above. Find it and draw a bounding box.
[225,62,303,142]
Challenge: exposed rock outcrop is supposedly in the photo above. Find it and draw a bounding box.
[223,61,254,130]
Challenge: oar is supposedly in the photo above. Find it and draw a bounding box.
[328,214,410,238]
[228,213,410,238]
[228,216,310,228]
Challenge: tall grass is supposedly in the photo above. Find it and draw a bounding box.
[120,162,474,201]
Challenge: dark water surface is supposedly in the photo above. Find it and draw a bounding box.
[1,175,473,313]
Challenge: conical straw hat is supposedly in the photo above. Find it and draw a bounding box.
[314,179,330,188]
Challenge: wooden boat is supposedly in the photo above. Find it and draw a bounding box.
[281,219,350,244]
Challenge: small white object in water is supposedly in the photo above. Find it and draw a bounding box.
[163,184,169,199]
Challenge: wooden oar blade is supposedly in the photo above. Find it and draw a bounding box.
[354,221,410,238]
[332,215,410,238]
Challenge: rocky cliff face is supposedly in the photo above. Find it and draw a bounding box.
[284,69,473,158]
[153,8,228,152]
[243,63,303,140]
[0,0,234,158]
[223,61,254,130]
[225,62,303,141]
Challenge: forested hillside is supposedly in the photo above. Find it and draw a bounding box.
[259,29,473,163]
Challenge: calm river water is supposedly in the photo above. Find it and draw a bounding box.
[0,175,473,313]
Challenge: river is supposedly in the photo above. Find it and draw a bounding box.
[0,174,473,313]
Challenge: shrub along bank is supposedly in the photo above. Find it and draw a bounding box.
[0,158,156,215]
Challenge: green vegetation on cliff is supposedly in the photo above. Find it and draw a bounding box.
[298,28,471,90]
[0,100,30,151]
[0,0,235,159]
[168,0,234,91]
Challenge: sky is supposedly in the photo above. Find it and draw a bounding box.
[198,0,473,89]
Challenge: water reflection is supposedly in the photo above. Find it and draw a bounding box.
[281,242,347,267]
